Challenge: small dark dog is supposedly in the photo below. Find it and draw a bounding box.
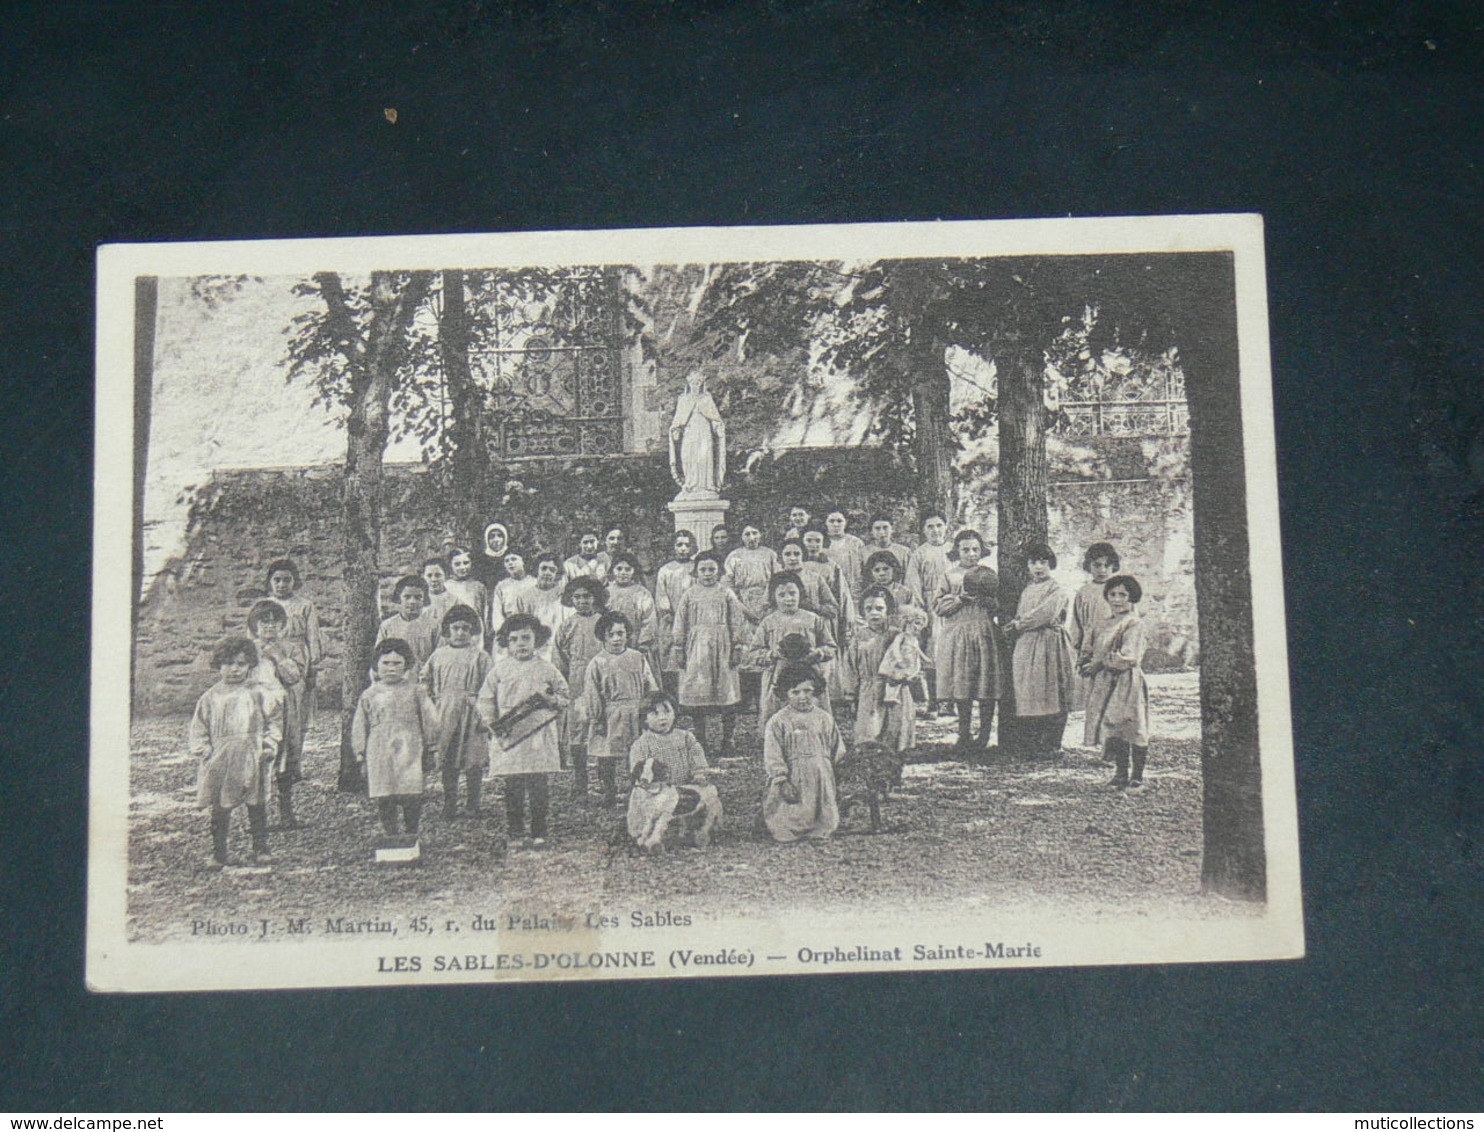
[626,757,723,851]
[837,740,904,833]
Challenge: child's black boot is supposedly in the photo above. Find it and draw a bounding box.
[571,747,589,801]
[209,809,230,869]
[276,777,302,830]
[465,772,482,815]
[442,766,461,818]
[1108,740,1129,789]
[404,798,423,836]
[377,798,400,836]
[504,781,526,842]
[1129,745,1147,788]
[973,700,996,752]
[248,804,273,862]
[597,758,617,808]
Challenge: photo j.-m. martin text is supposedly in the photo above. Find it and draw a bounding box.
[88,216,1302,992]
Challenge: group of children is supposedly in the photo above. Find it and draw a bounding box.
[187,512,1153,866]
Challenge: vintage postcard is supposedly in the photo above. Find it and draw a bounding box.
[89,216,1302,992]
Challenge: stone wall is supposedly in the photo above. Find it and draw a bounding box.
[132,442,1195,715]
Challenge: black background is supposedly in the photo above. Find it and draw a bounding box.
[4,0,1481,1112]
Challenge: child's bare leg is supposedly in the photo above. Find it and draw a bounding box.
[528,775,550,841]
[720,710,736,755]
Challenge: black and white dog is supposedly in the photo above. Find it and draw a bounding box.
[626,757,723,851]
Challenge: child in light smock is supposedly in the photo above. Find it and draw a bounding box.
[761,665,848,843]
[190,636,281,869]
[1080,574,1152,789]
[476,613,571,847]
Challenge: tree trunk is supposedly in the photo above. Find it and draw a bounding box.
[331,269,433,790]
[996,351,1050,754]
[1179,254,1266,900]
[439,269,491,551]
[909,327,957,521]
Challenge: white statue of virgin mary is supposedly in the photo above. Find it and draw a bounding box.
[669,370,726,498]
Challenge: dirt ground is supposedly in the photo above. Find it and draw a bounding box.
[123,672,1257,944]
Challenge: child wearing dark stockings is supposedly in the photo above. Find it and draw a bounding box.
[1080,575,1151,788]
[1005,542,1077,759]
[351,639,436,840]
[555,575,607,801]
[671,551,747,758]
[581,611,659,808]
[477,613,570,847]
[190,637,281,869]
[422,605,492,818]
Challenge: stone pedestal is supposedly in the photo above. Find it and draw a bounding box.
[667,495,731,539]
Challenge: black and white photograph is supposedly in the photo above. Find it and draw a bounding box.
[89,216,1300,992]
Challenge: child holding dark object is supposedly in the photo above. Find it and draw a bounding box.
[1069,542,1119,717]
[351,639,437,843]
[265,558,323,734]
[190,636,281,869]
[1004,542,1078,759]
[671,550,748,758]
[246,599,307,829]
[377,575,438,674]
[1080,575,1151,789]
[476,613,571,846]
[933,529,1003,754]
[762,664,848,843]
[555,575,608,799]
[421,605,492,818]
[582,611,660,808]
[748,572,837,730]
